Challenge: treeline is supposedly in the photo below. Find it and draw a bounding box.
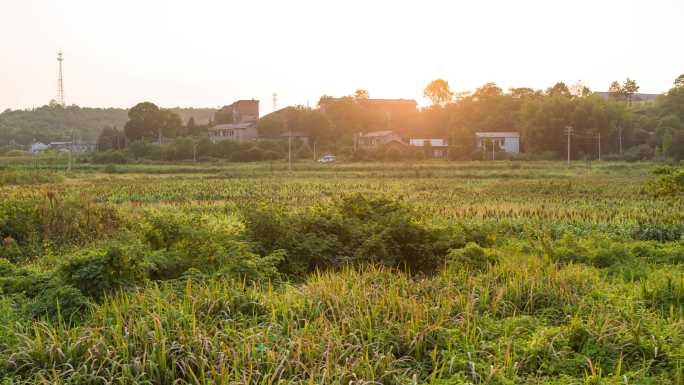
[92,137,313,163]
[5,75,684,162]
[0,104,215,147]
[97,74,684,163]
[256,76,684,161]
[252,75,684,160]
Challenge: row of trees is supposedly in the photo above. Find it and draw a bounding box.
[96,74,684,162]
[0,104,216,147]
[248,76,684,161]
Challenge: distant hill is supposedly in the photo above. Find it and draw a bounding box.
[0,105,216,145]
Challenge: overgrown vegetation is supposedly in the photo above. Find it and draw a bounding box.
[0,162,682,384]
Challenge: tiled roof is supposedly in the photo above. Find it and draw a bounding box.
[210,123,255,131]
[360,130,394,137]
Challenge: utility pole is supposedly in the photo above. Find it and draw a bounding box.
[491,140,495,161]
[618,125,623,155]
[597,132,601,161]
[313,141,317,161]
[286,119,292,171]
[67,129,74,172]
[564,125,573,166]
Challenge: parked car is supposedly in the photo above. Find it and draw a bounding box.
[318,154,336,163]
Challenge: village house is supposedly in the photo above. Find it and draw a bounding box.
[208,100,259,143]
[475,132,520,153]
[29,142,49,154]
[357,130,405,148]
[409,138,449,158]
[209,123,258,143]
[30,141,96,154]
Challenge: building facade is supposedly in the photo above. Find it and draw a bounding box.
[209,123,258,143]
[475,132,520,153]
[209,99,260,143]
[409,138,449,158]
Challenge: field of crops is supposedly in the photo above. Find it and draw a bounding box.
[1,160,683,384]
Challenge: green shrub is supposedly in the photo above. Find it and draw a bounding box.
[59,244,148,299]
[0,268,52,298]
[543,234,635,268]
[646,165,684,196]
[24,285,89,321]
[91,150,128,164]
[447,242,499,271]
[242,194,461,276]
[140,210,283,283]
[1,194,121,263]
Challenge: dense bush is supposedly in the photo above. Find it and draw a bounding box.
[0,258,52,298]
[0,194,120,262]
[91,150,128,164]
[541,234,633,267]
[24,284,89,321]
[446,242,499,271]
[59,244,148,299]
[140,210,283,282]
[243,194,464,276]
[646,164,684,196]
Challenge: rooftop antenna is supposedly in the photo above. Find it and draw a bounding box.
[272,92,278,112]
[57,50,65,106]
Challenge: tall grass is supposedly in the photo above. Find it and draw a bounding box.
[1,161,682,384]
[3,259,683,384]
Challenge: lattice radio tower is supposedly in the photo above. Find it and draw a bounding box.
[57,50,65,106]
[272,92,277,112]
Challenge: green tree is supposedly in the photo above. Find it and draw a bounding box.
[423,79,454,106]
[123,102,181,142]
[96,126,125,151]
[546,82,571,97]
[354,89,369,100]
[608,81,624,100]
[675,74,684,89]
[186,117,196,133]
[622,78,640,105]
[509,87,538,99]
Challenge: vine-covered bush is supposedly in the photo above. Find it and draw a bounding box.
[243,194,467,276]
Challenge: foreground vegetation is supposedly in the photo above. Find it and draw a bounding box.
[0,160,683,384]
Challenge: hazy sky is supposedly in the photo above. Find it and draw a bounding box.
[2,0,683,114]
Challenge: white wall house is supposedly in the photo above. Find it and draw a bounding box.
[29,142,49,154]
[475,132,520,153]
[409,138,449,158]
[208,123,258,143]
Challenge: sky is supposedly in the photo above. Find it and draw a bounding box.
[1,0,683,114]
